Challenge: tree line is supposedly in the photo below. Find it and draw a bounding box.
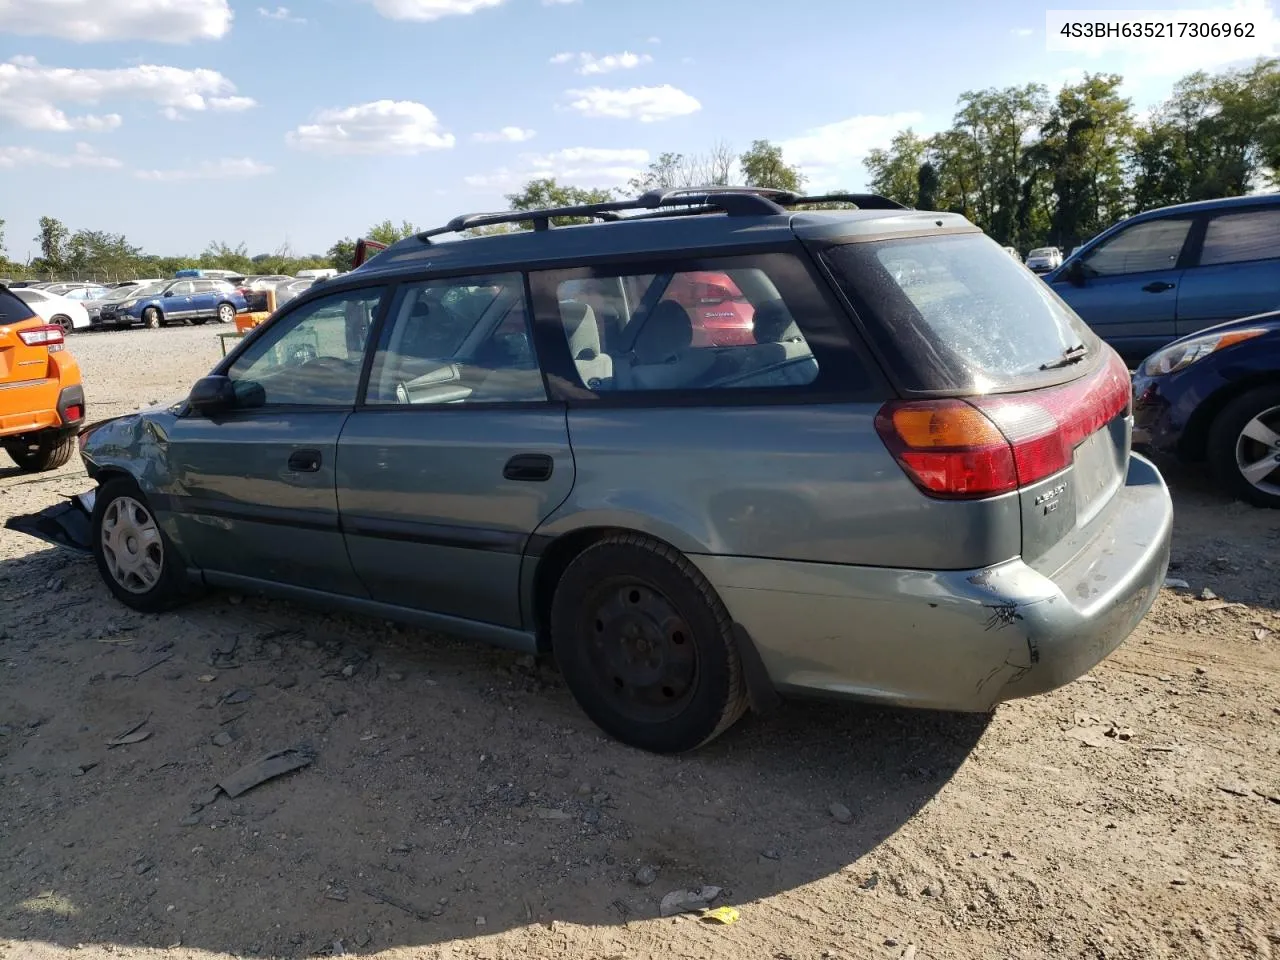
[4,58,1274,280]
[864,58,1278,251]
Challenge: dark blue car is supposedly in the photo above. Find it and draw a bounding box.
[98,279,248,329]
[1046,194,1280,368]
[1132,311,1280,508]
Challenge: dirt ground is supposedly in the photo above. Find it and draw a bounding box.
[1,325,1278,960]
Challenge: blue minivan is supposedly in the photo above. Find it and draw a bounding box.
[1046,195,1280,368]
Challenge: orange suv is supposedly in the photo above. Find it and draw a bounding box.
[0,285,85,472]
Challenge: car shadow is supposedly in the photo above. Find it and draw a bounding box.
[0,543,989,957]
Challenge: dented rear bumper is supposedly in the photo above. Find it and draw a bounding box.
[690,454,1173,712]
[4,489,96,553]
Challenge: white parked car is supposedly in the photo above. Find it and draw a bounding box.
[11,287,91,333]
[1024,246,1063,273]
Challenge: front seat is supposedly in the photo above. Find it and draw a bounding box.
[560,300,613,388]
[616,300,716,391]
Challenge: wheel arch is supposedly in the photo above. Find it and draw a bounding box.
[1179,371,1280,461]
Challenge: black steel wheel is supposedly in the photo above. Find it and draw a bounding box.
[551,534,747,753]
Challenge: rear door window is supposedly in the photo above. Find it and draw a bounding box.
[0,288,38,323]
[535,253,869,397]
[823,234,1098,393]
[1198,208,1280,266]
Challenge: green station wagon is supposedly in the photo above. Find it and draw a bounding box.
[9,188,1174,753]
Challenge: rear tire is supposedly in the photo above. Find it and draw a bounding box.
[142,307,162,329]
[550,534,748,753]
[1207,384,1280,509]
[50,314,73,334]
[91,477,195,612]
[4,432,76,473]
[216,302,236,324]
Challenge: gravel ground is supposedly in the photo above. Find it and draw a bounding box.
[1,325,1278,960]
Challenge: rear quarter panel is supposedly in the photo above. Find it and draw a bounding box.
[539,404,1022,570]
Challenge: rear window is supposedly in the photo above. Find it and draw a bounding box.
[0,288,38,323]
[822,234,1097,393]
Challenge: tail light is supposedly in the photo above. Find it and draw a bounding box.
[18,325,65,350]
[876,350,1131,499]
[64,404,83,422]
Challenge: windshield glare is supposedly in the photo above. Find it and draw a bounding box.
[823,234,1096,393]
[119,283,166,300]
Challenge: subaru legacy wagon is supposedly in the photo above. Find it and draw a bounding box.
[9,188,1173,753]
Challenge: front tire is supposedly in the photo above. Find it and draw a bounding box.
[550,534,748,753]
[217,302,236,324]
[142,307,163,329]
[4,432,76,472]
[91,477,194,612]
[1207,385,1280,509]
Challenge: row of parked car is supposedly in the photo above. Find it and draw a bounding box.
[0,274,323,333]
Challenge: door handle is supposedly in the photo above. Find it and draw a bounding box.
[287,449,322,473]
[1142,281,1175,293]
[503,454,554,482]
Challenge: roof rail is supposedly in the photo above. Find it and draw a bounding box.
[412,187,907,243]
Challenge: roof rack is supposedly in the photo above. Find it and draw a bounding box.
[413,187,907,242]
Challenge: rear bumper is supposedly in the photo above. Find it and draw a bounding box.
[692,453,1172,712]
[0,380,85,439]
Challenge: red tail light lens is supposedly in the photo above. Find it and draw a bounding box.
[877,351,1132,499]
[63,404,83,422]
[18,324,65,347]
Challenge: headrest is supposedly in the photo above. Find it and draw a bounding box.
[633,299,693,363]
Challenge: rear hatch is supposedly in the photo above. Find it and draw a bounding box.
[0,287,54,386]
[819,232,1131,567]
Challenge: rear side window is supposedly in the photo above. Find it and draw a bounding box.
[1081,218,1192,276]
[1199,208,1280,266]
[823,234,1097,394]
[0,288,37,323]
[541,254,859,395]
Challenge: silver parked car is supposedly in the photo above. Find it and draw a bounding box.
[7,188,1173,753]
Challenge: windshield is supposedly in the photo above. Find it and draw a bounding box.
[117,283,166,300]
[1028,248,1056,257]
[823,234,1097,393]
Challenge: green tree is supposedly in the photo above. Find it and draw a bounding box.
[916,162,939,210]
[328,239,357,271]
[505,178,616,227]
[0,217,6,258]
[865,130,927,207]
[35,216,69,272]
[200,241,253,274]
[1038,73,1133,249]
[366,219,419,246]
[738,140,806,192]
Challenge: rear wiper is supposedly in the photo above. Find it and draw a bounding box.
[1040,343,1088,371]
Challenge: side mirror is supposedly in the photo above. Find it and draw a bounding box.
[164,290,176,298]
[1065,259,1088,287]
[188,375,236,412]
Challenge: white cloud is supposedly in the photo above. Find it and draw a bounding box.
[135,157,274,181]
[781,112,927,192]
[0,0,232,43]
[542,0,580,4]
[1045,0,1280,79]
[257,6,304,23]
[472,126,536,142]
[465,146,649,189]
[0,57,255,131]
[565,85,701,122]
[551,51,653,75]
[286,99,455,155]
[0,141,122,169]
[365,0,505,21]
[1011,27,1034,37]
[647,36,660,44]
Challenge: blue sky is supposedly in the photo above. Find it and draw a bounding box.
[0,0,1276,258]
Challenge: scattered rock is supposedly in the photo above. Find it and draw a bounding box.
[659,886,721,917]
[532,807,572,821]
[633,865,658,887]
[341,664,356,678]
[829,802,853,824]
[1217,781,1252,798]
[180,814,201,827]
[576,782,592,797]
[862,872,880,890]
[1194,666,1207,675]
[884,938,899,947]
[198,675,216,683]
[760,849,780,861]
[219,688,254,706]
[1254,629,1272,642]
[922,884,940,898]
[211,731,235,748]
[390,842,411,854]
[387,671,405,682]
[1199,587,1219,601]
[275,676,297,690]
[135,862,153,876]
[1163,577,1191,590]
[583,809,600,825]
